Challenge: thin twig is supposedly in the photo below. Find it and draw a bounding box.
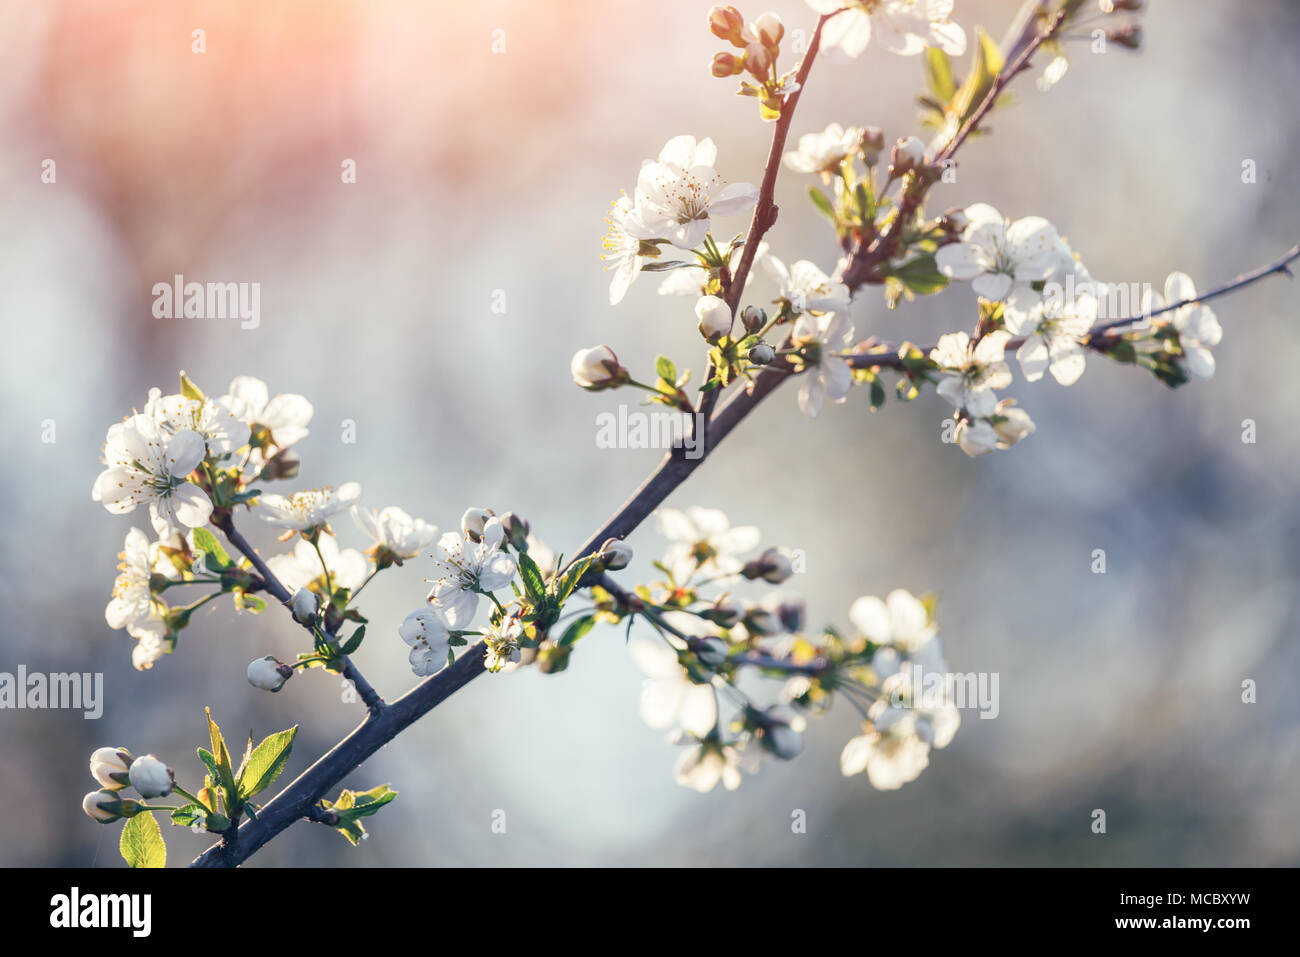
[213,515,385,713]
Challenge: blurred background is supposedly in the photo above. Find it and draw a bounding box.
[1,0,1297,866]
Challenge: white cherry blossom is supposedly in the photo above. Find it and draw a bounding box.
[399,607,452,677]
[1145,271,1222,379]
[92,413,213,531]
[673,737,745,793]
[808,0,966,60]
[105,528,166,641]
[783,122,863,174]
[253,483,362,532]
[930,330,1013,416]
[628,638,718,737]
[221,375,313,460]
[936,203,1068,301]
[1004,286,1097,385]
[352,505,437,562]
[792,310,855,417]
[144,388,248,457]
[849,588,936,653]
[655,506,760,583]
[482,617,524,673]
[424,517,517,628]
[762,252,852,316]
[267,535,369,594]
[630,135,758,250]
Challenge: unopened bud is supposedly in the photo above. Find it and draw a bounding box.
[940,206,971,235]
[743,546,793,583]
[128,754,175,799]
[743,603,781,636]
[890,135,926,175]
[696,295,733,343]
[89,747,134,790]
[500,511,530,551]
[599,538,633,571]
[707,5,746,46]
[1107,24,1141,49]
[748,342,776,365]
[571,345,630,390]
[861,126,886,153]
[247,655,293,692]
[744,42,774,79]
[689,636,729,666]
[290,586,318,624]
[258,449,300,481]
[758,706,805,760]
[82,789,141,823]
[711,51,744,77]
[700,598,743,628]
[460,507,492,541]
[753,12,784,47]
[741,304,767,334]
[775,595,806,634]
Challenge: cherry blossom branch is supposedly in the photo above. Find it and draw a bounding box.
[701,13,831,421]
[844,242,1300,371]
[840,7,1067,290]
[211,514,384,713]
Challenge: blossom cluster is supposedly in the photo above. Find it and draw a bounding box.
[615,506,958,792]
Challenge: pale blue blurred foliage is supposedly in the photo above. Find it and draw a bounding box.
[1,0,1297,866]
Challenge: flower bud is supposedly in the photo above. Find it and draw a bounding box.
[696,295,733,343]
[890,135,926,175]
[258,449,300,481]
[743,603,781,636]
[699,598,743,628]
[775,595,806,634]
[460,506,493,542]
[247,655,293,692]
[758,706,805,760]
[599,538,633,571]
[754,12,784,47]
[290,586,318,624]
[748,342,776,365]
[741,304,767,334]
[128,755,175,799]
[744,42,774,79]
[571,345,630,390]
[707,5,746,46]
[742,546,793,583]
[500,511,530,551]
[861,126,886,153]
[689,636,729,667]
[82,789,141,823]
[940,206,971,236]
[89,746,133,790]
[1107,24,1141,49]
[711,51,744,77]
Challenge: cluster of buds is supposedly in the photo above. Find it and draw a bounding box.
[708,6,795,120]
[82,748,176,823]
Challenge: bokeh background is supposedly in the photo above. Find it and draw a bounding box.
[1,0,1297,866]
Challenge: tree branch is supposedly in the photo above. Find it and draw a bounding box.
[212,514,385,714]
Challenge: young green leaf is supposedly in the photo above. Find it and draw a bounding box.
[238,726,299,799]
[120,811,167,868]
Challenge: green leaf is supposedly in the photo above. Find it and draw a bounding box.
[322,784,398,846]
[235,592,266,613]
[923,47,955,104]
[889,255,949,295]
[238,726,298,799]
[807,186,836,223]
[120,811,166,868]
[338,625,366,655]
[197,747,222,784]
[640,260,699,272]
[179,371,205,402]
[192,528,232,569]
[554,554,596,605]
[853,182,877,225]
[558,614,598,648]
[205,708,238,796]
[170,805,206,828]
[655,355,677,384]
[517,550,547,605]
